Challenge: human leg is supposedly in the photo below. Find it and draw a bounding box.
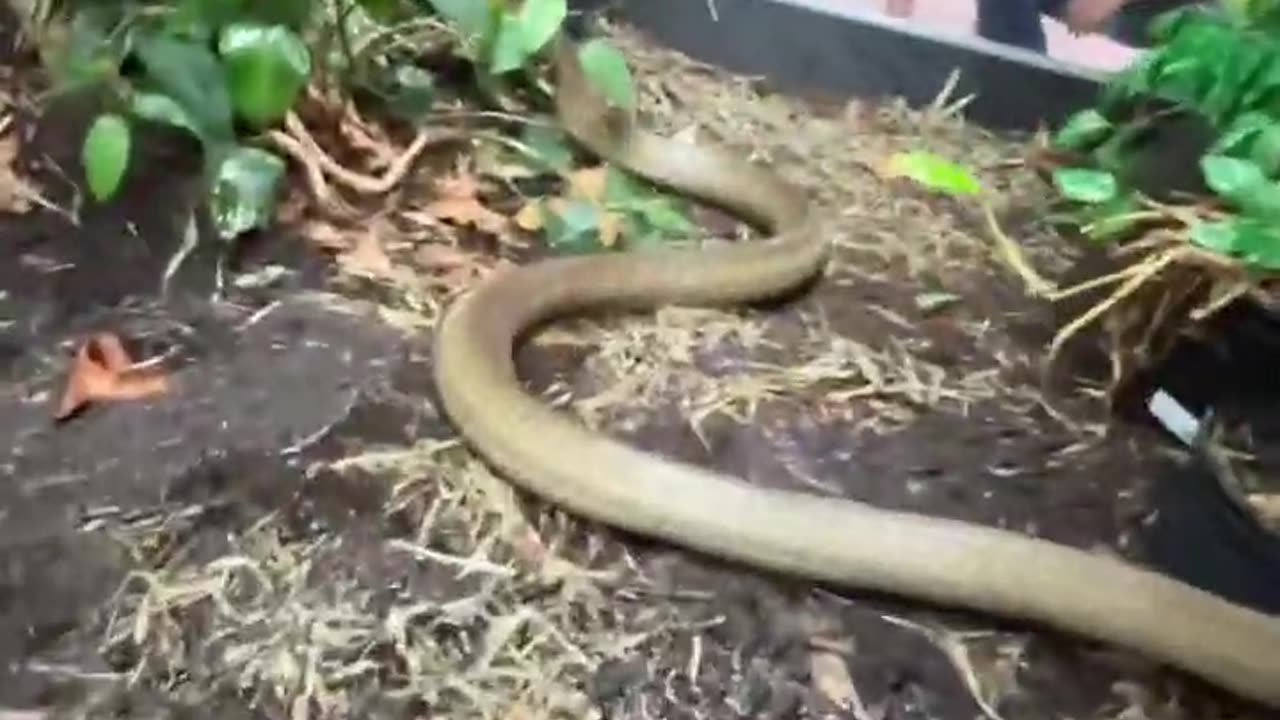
[975,0,1049,51]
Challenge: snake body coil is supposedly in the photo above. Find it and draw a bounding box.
[434,38,1280,708]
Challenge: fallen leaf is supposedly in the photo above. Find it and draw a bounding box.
[567,165,608,202]
[541,196,623,248]
[415,242,477,273]
[337,219,397,278]
[301,218,354,251]
[422,168,509,236]
[55,333,170,420]
[514,200,545,231]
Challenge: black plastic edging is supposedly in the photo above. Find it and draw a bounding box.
[573,0,1107,132]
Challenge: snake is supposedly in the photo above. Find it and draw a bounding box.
[433,35,1280,708]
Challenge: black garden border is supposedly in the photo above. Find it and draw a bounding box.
[569,0,1280,614]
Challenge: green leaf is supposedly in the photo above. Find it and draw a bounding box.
[243,0,314,30]
[519,124,574,172]
[1053,109,1112,151]
[1249,125,1280,176]
[516,0,566,54]
[544,199,602,252]
[603,165,646,204]
[424,0,495,48]
[134,32,235,144]
[1201,154,1267,198]
[358,0,403,22]
[218,23,311,128]
[1052,167,1119,204]
[47,9,124,93]
[488,13,529,74]
[915,291,959,313]
[886,151,983,196]
[1081,192,1142,242]
[382,64,437,120]
[635,198,695,235]
[1210,111,1270,156]
[208,145,285,239]
[165,0,248,41]
[1190,217,1280,268]
[82,113,131,202]
[128,91,202,138]
[577,39,634,109]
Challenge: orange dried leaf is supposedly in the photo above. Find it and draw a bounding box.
[337,223,396,277]
[598,210,624,248]
[424,196,509,236]
[567,166,608,203]
[514,201,545,231]
[55,333,170,420]
[424,169,509,237]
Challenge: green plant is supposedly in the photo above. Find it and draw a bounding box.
[47,0,680,270]
[49,0,317,242]
[1048,0,1280,266]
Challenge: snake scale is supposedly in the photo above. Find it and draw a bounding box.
[433,36,1280,708]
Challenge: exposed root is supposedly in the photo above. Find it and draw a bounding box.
[264,110,469,217]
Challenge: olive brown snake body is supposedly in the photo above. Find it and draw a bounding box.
[433,36,1280,708]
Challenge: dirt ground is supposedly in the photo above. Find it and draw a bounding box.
[0,7,1277,720]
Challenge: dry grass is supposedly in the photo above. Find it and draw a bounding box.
[87,439,674,720]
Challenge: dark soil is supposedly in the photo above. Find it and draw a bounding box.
[1,9,1278,720]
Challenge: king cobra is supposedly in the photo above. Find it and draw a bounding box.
[434,36,1280,707]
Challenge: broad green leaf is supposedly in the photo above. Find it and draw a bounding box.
[1189,219,1238,254]
[1148,4,1198,42]
[886,151,983,195]
[165,0,247,41]
[1148,56,1207,106]
[47,10,123,92]
[603,165,647,204]
[424,0,495,47]
[382,65,437,120]
[134,32,235,144]
[82,113,131,202]
[915,291,959,313]
[544,199,602,252]
[577,39,634,109]
[489,13,529,74]
[1235,180,1280,219]
[1052,167,1119,204]
[1249,124,1280,176]
[1201,154,1267,198]
[243,0,314,30]
[218,23,311,128]
[1081,192,1142,242]
[208,145,285,239]
[516,0,566,54]
[358,0,404,22]
[1201,41,1266,122]
[1190,217,1280,268]
[520,124,574,172]
[128,91,201,138]
[1053,109,1112,151]
[1210,111,1270,156]
[636,198,695,235]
